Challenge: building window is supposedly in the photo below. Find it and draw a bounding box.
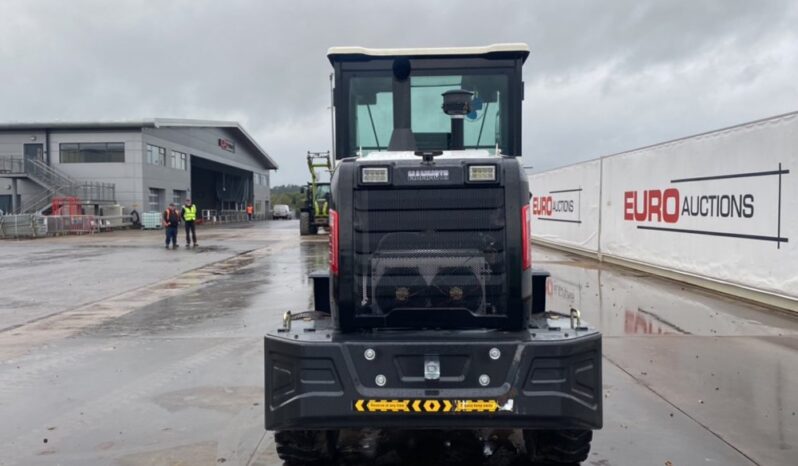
[255,172,269,186]
[147,144,166,166]
[60,142,124,163]
[148,188,165,211]
[173,190,186,205]
[171,150,187,170]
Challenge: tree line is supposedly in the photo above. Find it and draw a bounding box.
[271,184,305,212]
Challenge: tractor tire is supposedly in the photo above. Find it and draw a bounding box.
[275,430,337,466]
[524,429,592,464]
[300,212,311,236]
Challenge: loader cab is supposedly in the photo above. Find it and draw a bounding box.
[301,182,331,214]
[328,44,529,159]
[327,45,532,332]
[314,183,331,209]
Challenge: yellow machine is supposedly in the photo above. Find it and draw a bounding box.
[299,150,332,235]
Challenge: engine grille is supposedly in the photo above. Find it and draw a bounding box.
[353,187,507,316]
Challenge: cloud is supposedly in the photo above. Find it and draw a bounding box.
[523,1,798,172]
[0,0,796,184]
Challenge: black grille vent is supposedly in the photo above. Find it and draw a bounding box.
[353,187,507,316]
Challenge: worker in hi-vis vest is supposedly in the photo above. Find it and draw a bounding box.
[163,203,180,249]
[182,198,198,247]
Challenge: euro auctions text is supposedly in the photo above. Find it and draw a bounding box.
[624,189,754,223]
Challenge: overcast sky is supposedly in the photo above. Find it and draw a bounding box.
[1,0,796,185]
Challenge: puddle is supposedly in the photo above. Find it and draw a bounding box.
[539,247,798,337]
[80,254,271,337]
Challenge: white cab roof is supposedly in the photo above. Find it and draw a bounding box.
[361,150,496,160]
[328,43,529,60]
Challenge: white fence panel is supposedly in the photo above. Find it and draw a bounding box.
[529,111,798,306]
[601,113,797,299]
[529,159,602,254]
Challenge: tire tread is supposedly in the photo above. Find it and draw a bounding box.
[275,430,336,465]
[524,429,593,464]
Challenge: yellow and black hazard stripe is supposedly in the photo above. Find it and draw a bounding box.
[354,399,509,414]
[354,399,410,413]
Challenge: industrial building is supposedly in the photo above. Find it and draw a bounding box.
[0,118,278,219]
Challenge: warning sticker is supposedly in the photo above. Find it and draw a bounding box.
[354,399,512,414]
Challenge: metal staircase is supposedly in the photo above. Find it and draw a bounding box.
[0,156,115,214]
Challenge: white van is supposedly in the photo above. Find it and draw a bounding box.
[272,204,292,220]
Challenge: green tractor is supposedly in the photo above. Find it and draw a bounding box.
[299,151,332,236]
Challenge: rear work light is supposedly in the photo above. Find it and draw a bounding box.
[468,165,496,182]
[361,167,389,183]
[330,209,339,275]
[521,204,531,270]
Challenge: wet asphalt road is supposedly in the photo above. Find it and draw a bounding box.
[0,220,796,465]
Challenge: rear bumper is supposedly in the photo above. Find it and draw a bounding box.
[265,323,602,431]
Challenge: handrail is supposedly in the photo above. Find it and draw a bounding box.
[0,156,25,174]
[2,156,116,213]
[24,159,75,189]
[18,191,54,212]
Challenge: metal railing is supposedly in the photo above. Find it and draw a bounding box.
[0,210,269,239]
[17,189,58,215]
[75,183,116,203]
[201,209,267,223]
[0,156,116,213]
[23,158,75,190]
[0,156,24,174]
[24,159,115,202]
[0,214,134,239]
[0,214,47,238]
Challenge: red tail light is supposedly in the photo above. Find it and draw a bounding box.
[330,209,339,275]
[521,204,531,270]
